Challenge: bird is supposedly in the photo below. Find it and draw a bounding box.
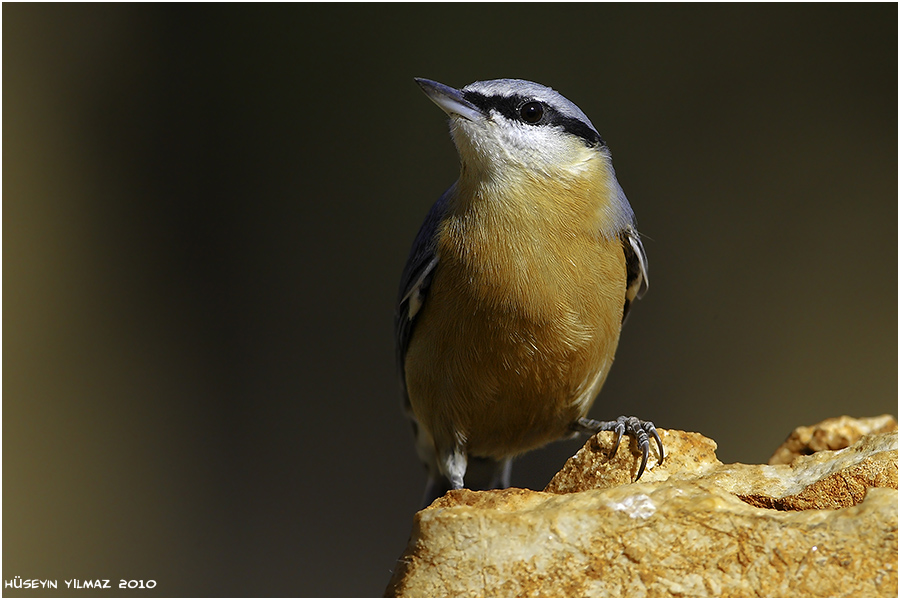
[396,77,663,506]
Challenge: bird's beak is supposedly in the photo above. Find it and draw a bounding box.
[415,78,484,122]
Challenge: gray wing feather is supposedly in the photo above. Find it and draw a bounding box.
[395,187,452,378]
[622,226,648,323]
[395,188,453,491]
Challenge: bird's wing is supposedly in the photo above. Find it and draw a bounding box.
[395,188,452,492]
[621,225,648,323]
[395,187,452,393]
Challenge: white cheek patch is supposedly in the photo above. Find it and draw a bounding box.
[495,119,585,172]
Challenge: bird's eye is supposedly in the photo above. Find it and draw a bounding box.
[519,101,544,124]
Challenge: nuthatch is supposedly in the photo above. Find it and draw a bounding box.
[396,77,663,505]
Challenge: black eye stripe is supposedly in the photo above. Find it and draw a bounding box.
[462,91,604,148]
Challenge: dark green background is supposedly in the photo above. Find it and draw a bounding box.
[4,4,896,597]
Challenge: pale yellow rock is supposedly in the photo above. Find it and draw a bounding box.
[547,427,898,510]
[731,431,898,510]
[387,418,899,598]
[387,485,898,597]
[544,428,718,493]
[769,414,897,465]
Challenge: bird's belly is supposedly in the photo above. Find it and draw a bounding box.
[404,235,626,459]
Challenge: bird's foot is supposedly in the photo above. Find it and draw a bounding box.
[571,415,664,480]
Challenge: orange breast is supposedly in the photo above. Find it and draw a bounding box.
[404,190,627,459]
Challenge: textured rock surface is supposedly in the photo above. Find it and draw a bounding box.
[547,426,898,511]
[387,417,898,598]
[769,414,897,465]
[544,428,717,493]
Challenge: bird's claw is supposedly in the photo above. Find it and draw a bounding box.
[572,415,664,481]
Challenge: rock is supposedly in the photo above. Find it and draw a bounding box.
[769,414,897,465]
[736,431,898,511]
[543,428,717,493]
[386,417,898,598]
[547,426,898,512]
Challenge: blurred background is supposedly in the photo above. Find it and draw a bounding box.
[4,4,896,597]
